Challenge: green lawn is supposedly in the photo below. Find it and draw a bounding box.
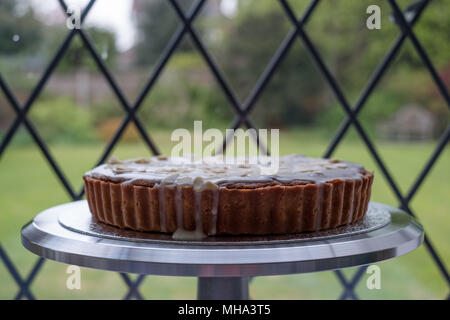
[0,129,449,299]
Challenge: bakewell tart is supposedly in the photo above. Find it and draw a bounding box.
[83,154,374,239]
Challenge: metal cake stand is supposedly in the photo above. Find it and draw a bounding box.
[21,200,423,300]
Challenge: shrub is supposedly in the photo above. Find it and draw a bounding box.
[316,90,407,138]
[28,97,98,144]
[96,117,140,143]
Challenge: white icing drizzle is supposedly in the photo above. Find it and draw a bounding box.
[85,154,366,239]
[173,178,210,240]
[193,189,205,237]
[210,189,219,235]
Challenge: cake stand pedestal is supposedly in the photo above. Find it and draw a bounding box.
[21,201,423,300]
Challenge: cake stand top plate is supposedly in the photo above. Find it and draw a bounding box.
[21,201,423,277]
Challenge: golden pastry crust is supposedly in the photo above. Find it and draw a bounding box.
[83,170,373,235]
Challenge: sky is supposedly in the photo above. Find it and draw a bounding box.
[31,0,138,51]
[30,0,238,52]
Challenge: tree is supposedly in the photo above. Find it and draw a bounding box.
[220,1,325,127]
[134,0,195,66]
[51,26,118,73]
[0,0,43,55]
[220,0,450,128]
[35,22,117,74]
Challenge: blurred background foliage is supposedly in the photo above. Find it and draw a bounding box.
[0,0,449,300]
[0,0,448,144]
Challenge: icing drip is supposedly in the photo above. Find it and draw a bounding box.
[173,181,206,240]
[159,173,181,233]
[210,189,219,235]
[193,189,205,237]
[173,178,208,240]
[94,154,364,187]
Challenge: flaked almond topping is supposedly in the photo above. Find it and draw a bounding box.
[113,167,131,174]
[135,158,150,164]
[96,155,363,185]
[107,156,121,165]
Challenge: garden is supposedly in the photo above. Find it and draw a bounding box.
[0,0,449,299]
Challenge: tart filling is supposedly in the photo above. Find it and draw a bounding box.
[83,154,374,239]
